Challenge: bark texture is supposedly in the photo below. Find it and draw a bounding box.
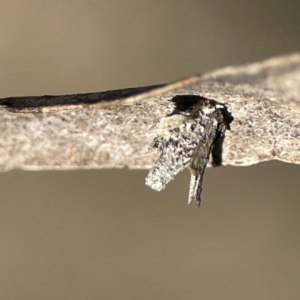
[0,53,299,171]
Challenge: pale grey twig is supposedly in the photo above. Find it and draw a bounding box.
[0,53,299,172]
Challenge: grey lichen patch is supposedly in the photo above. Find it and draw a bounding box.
[145,95,233,206]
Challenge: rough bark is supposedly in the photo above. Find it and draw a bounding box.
[0,53,299,172]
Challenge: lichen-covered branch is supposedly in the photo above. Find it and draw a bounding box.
[0,53,299,172]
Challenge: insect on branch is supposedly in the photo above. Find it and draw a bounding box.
[0,53,299,204]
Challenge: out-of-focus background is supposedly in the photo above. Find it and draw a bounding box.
[0,1,300,299]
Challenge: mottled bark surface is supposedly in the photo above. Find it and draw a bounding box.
[0,53,299,171]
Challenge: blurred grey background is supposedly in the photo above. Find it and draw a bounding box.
[0,1,300,299]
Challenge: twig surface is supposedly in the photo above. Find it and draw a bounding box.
[0,53,299,171]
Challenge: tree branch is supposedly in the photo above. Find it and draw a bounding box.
[0,53,299,172]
